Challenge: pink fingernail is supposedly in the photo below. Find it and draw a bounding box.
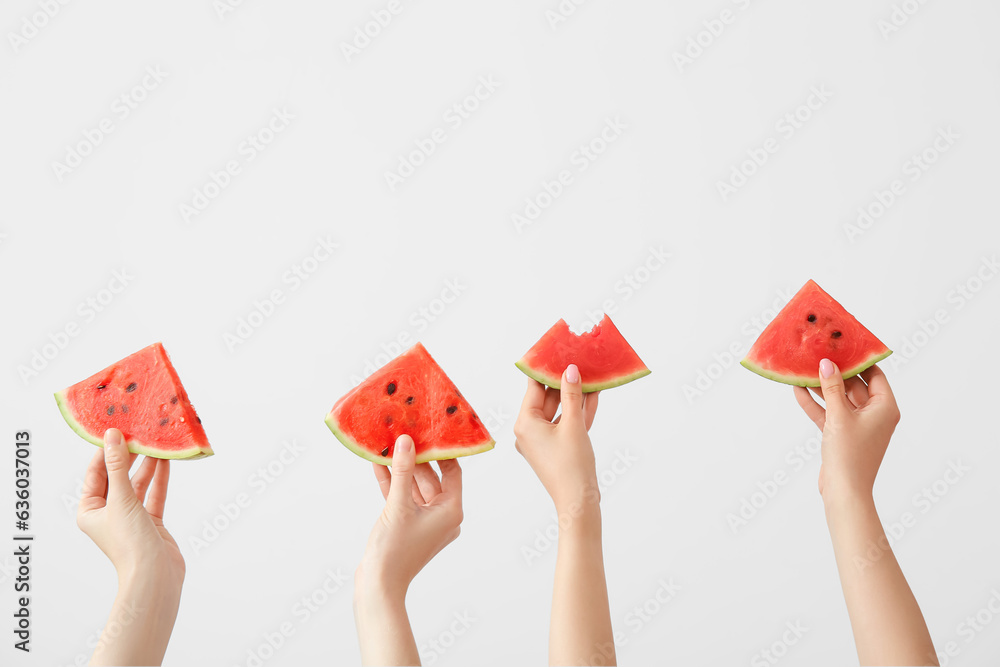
[819,359,835,379]
[396,435,412,452]
[565,364,580,384]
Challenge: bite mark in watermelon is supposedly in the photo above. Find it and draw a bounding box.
[515,314,650,393]
[741,280,892,387]
[55,342,213,460]
[325,343,494,465]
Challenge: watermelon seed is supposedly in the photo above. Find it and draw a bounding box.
[807,314,816,322]
[125,382,137,393]
[381,447,389,457]
[387,382,397,395]
[197,416,202,424]
[446,405,457,415]
[831,331,842,338]
[384,416,393,426]
[121,405,129,414]
[97,384,107,390]
[106,405,114,416]
[406,396,414,404]
[159,418,169,426]
[170,395,178,404]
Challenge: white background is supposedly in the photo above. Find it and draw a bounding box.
[2,1,999,665]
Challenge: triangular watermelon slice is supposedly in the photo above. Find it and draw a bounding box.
[741,280,892,387]
[325,343,494,465]
[515,314,650,393]
[55,342,213,459]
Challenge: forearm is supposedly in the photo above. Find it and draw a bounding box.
[354,574,419,666]
[90,569,182,666]
[824,492,937,666]
[550,503,616,666]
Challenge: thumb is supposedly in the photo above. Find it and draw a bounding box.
[387,434,416,508]
[558,364,585,430]
[102,429,134,504]
[818,359,852,417]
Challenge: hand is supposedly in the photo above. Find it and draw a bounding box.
[77,428,184,586]
[794,361,901,503]
[513,364,600,513]
[357,434,464,596]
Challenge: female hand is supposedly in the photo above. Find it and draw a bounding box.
[794,361,901,502]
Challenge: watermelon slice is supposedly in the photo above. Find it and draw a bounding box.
[515,314,651,393]
[325,343,494,465]
[55,343,213,460]
[741,280,892,387]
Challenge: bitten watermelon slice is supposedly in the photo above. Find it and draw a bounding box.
[55,343,213,460]
[515,314,651,393]
[741,280,892,387]
[325,343,494,465]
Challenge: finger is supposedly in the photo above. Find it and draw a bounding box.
[411,478,427,505]
[518,378,548,421]
[860,364,894,399]
[103,429,135,504]
[79,449,110,513]
[794,386,826,430]
[387,434,417,509]
[413,462,443,503]
[843,376,870,408]
[557,364,585,430]
[131,456,158,504]
[373,462,392,501]
[583,391,600,431]
[542,387,561,422]
[817,359,852,418]
[145,459,170,520]
[437,458,463,506]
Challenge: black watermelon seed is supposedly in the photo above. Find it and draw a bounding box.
[97,384,107,390]
[446,405,458,415]
[159,418,169,426]
[387,382,397,395]
[121,405,129,414]
[106,405,114,416]
[381,447,389,457]
[170,395,178,404]
[197,416,202,424]
[831,331,842,338]
[384,416,393,426]
[807,314,816,323]
[125,382,137,393]
[406,396,414,404]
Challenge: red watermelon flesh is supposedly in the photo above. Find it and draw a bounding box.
[55,343,213,460]
[515,314,651,393]
[741,280,892,387]
[325,343,494,465]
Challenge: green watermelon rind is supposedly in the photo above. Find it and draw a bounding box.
[739,349,893,388]
[514,360,651,393]
[324,412,495,466]
[54,390,214,460]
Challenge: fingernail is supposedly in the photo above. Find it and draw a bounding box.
[819,359,835,379]
[396,435,412,452]
[104,428,122,446]
[565,364,580,384]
